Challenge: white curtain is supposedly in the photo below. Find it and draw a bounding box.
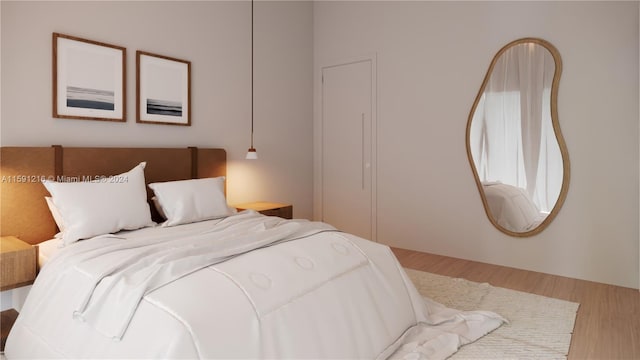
[470,43,562,213]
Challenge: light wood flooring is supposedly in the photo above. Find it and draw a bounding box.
[392,247,640,360]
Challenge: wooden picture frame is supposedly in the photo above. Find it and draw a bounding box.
[136,51,191,126]
[52,33,126,122]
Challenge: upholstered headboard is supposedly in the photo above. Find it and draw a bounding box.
[0,146,226,244]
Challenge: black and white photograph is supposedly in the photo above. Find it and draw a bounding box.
[136,51,191,126]
[52,33,125,122]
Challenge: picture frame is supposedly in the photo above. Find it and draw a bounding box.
[136,51,191,126]
[52,33,126,122]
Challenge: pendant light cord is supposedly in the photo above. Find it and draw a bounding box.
[250,0,254,149]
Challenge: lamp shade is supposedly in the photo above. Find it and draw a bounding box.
[246,148,258,160]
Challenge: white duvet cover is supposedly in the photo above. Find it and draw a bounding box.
[6,211,505,359]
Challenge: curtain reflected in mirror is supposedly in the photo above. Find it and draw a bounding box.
[466,38,570,236]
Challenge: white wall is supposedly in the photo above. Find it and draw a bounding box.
[314,1,639,289]
[0,0,314,218]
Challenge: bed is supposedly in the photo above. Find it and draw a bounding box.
[482,182,546,232]
[1,146,505,359]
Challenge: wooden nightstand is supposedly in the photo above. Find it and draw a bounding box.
[235,202,293,219]
[1,236,36,352]
[1,236,36,291]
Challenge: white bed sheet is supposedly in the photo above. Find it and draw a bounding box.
[7,212,505,359]
[35,219,224,269]
[36,238,62,269]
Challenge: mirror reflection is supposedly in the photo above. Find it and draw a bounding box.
[467,38,569,236]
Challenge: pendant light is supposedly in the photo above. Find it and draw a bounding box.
[245,0,258,160]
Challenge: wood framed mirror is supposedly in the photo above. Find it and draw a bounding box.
[466,38,570,237]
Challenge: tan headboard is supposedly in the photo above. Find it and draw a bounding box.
[0,146,226,244]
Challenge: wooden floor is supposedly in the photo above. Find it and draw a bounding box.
[392,247,640,360]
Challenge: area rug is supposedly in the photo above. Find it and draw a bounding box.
[405,268,580,359]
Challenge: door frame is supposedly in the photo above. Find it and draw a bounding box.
[315,54,377,242]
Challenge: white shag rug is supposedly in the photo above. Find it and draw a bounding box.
[405,268,579,359]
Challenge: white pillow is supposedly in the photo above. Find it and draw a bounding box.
[44,196,65,238]
[43,162,154,245]
[483,183,540,232]
[148,177,233,227]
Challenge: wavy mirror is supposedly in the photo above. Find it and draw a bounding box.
[466,38,570,237]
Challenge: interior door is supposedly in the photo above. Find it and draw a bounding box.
[321,60,374,240]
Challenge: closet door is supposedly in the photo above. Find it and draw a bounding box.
[321,59,374,240]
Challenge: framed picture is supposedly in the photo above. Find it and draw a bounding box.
[52,33,126,122]
[136,51,191,126]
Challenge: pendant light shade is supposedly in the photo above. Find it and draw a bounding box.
[246,147,257,160]
[246,0,257,160]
